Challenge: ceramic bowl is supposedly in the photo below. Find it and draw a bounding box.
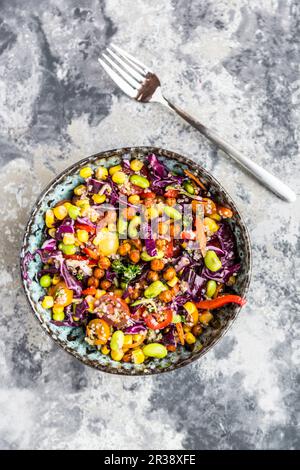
[20,146,252,375]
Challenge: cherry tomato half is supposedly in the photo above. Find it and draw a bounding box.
[48,281,73,308]
[94,294,131,328]
[86,318,111,345]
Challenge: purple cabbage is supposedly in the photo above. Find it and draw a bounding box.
[41,238,57,251]
[161,326,177,347]
[51,305,81,327]
[21,251,35,281]
[56,218,74,240]
[87,178,105,194]
[76,217,96,229]
[181,267,207,300]
[59,259,82,297]
[147,154,184,194]
[74,299,89,320]
[125,323,147,334]
[147,154,168,178]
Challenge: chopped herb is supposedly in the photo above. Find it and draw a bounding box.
[111,260,142,286]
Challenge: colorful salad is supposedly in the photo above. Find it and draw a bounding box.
[34,154,246,364]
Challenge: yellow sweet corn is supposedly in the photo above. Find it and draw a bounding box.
[95,289,106,299]
[185,332,196,344]
[53,205,68,220]
[45,209,55,228]
[123,335,133,347]
[109,164,122,176]
[74,184,86,196]
[112,171,127,184]
[92,194,106,204]
[111,349,124,361]
[199,312,214,325]
[63,233,75,245]
[75,198,89,208]
[167,276,179,287]
[79,167,93,179]
[48,228,56,238]
[128,195,140,204]
[101,345,110,355]
[132,348,145,364]
[184,301,199,325]
[76,229,89,243]
[95,166,108,180]
[41,296,54,309]
[52,274,60,285]
[204,217,219,234]
[130,159,144,172]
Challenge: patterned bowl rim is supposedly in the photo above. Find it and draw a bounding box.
[20,146,252,376]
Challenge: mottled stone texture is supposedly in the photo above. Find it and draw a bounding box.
[0,0,299,450]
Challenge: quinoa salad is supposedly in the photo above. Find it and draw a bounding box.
[27,154,246,364]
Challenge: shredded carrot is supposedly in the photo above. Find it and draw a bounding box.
[176,322,185,346]
[184,169,206,190]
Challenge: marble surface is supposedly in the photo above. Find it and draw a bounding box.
[0,0,299,450]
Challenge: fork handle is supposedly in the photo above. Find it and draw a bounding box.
[163,99,296,202]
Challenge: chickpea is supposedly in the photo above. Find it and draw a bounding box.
[192,324,203,337]
[88,276,99,288]
[158,290,173,303]
[163,267,176,281]
[129,249,140,264]
[156,239,166,249]
[130,239,142,250]
[100,279,112,290]
[93,268,104,279]
[147,270,159,282]
[98,256,111,270]
[122,207,136,220]
[118,242,131,256]
[170,284,180,296]
[130,288,140,300]
[150,259,165,271]
[166,197,176,206]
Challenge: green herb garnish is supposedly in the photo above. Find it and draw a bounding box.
[111,260,142,287]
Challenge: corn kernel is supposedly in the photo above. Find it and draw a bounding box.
[74,184,86,196]
[210,213,221,221]
[48,228,56,238]
[63,202,71,210]
[183,325,191,333]
[111,349,124,361]
[41,296,54,309]
[130,159,144,172]
[95,166,108,180]
[95,289,106,299]
[128,195,140,204]
[45,209,54,228]
[63,233,75,245]
[204,217,219,234]
[92,194,106,204]
[123,335,133,347]
[109,164,122,176]
[80,167,93,179]
[76,229,89,243]
[133,334,144,343]
[185,332,196,344]
[53,205,68,220]
[132,348,145,364]
[125,297,130,304]
[113,289,123,298]
[184,301,199,325]
[199,312,214,325]
[167,276,179,287]
[146,207,159,219]
[101,345,110,355]
[52,274,60,285]
[52,305,64,315]
[75,198,89,208]
[112,171,127,185]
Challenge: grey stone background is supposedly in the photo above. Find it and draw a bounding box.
[0,0,299,450]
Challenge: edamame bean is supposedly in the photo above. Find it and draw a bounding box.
[68,204,81,220]
[128,215,141,238]
[130,174,150,189]
[144,280,167,298]
[204,250,222,272]
[140,250,164,261]
[110,331,125,351]
[59,243,76,255]
[163,205,182,220]
[39,274,52,288]
[52,309,65,322]
[206,280,217,298]
[183,181,195,194]
[143,343,167,359]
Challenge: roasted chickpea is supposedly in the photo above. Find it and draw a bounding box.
[122,207,136,220]
[87,276,99,288]
[150,259,165,271]
[93,268,105,279]
[100,279,112,290]
[130,239,142,250]
[130,288,140,300]
[158,290,173,303]
[98,256,111,270]
[147,270,159,282]
[163,267,176,281]
[192,324,203,337]
[118,242,131,256]
[166,197,176,206]
[156,239,166,249]
[170,284,180,296]
[129,249,140,264]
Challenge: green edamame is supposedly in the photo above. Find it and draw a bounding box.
[144,280,167,298]
[68,204,80,220]
[143,343,168,359]
[59,243,76,255]
[206,280,217,298]
[52,310,65,322]
[110,331,125,351]
[39,274,52,288]
[130,174,150,189]
[204,250,222,272]
[163,205,182,220]
[183,181,195,194]
[128,215,141,238]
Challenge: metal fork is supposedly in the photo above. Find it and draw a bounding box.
[99,44,296,203]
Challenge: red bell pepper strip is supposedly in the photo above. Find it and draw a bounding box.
[144,308,173,330]
[82,287,96,296]
[75,223,96,233]
[165,240,173,258]
[176,322,185,345]
[64,254,88,261]
[164,189,179,198]
[196,295,246,310]
[83,247,99,261]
